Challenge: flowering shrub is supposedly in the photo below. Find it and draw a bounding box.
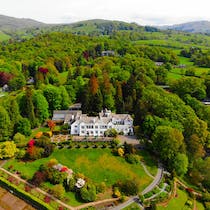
[38,67,49,74]
[35,132,43,139]
[44,196,51,203]
[28,139,35,147]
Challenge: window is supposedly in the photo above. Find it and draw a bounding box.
[86,125,94,129]
[100,125,107,129]
[95,126,98,129]
[81,126,84,129]
[74,130,77,133]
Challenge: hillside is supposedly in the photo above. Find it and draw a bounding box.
[0,14,46,31]
[49,19,146,35]
[160,20,210,34]
[0,16,154,41]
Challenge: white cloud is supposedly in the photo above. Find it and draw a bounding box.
[0,0,210,25]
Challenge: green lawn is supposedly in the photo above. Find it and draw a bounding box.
[137,150,157,177]
[167,72,184,80]
[157,189,205,210]
[4,148,154,191]
[167,65,210,80]
[4,148,156,207]
[178,56,194,66]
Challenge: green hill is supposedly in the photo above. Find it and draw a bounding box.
[0,14,46,31]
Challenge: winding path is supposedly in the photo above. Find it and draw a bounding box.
[140,162,154,179]
[142,162,163,195]
[111,162,164,210]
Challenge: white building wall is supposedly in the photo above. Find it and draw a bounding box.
[69,112,133,136]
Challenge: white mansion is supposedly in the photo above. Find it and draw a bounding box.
[52,108,133,136]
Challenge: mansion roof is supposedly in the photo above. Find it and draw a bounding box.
[52,108,132,125]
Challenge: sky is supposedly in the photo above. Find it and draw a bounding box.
[0,0,210,26]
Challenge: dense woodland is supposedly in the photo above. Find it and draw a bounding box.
[0,23,210,201]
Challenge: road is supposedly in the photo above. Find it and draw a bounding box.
[111,163,164,210]
[142,162,163,195]
[112,196,144,210]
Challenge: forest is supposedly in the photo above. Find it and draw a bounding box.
[0,23,210,207]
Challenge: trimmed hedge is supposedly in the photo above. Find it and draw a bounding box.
[0,177,53,210]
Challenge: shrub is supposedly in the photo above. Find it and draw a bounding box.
[203,192,210,202]
[84,143,90,148]
[80,184,96,202]
[115,179,139,196]
[165,184,171,192]
[35,136,50,147]
[47,168,67,185]
[26,146,44,160]
[16,149,26,159]
[13,132,26,147]
[111,138,121,147]
[117,148,124,157]
[35,132,43,139]
[113,187,121,198]
[44,196,51,203]
[49,184,65,199]
[75,173,85,180]
[47,159,58,168]
[24,185,32,192]
[123,142,136,154]
[101,143,107,148]
[32,171,47,186]
[139,194,145,203]
[205,202,210,210]
[96,182,106,193]
[104,128,118,137]
[60,123,69,131]
[125,154,141,164]
[65,177,76,192]
[185,200,193,207]
[144,191,153,199]
[120,195,126,202]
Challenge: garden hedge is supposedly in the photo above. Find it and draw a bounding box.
[0,177,53,210]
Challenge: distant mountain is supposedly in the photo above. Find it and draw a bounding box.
[48,19,148,35]
[0,14,46,31]
[160,21,210,34]
[0,16,157,41]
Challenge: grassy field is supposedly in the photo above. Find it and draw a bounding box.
[0,31,10,41]
[4,148,156,206]
[157,189,205,210]
[4,148,155,191]
[134,39,209,50]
